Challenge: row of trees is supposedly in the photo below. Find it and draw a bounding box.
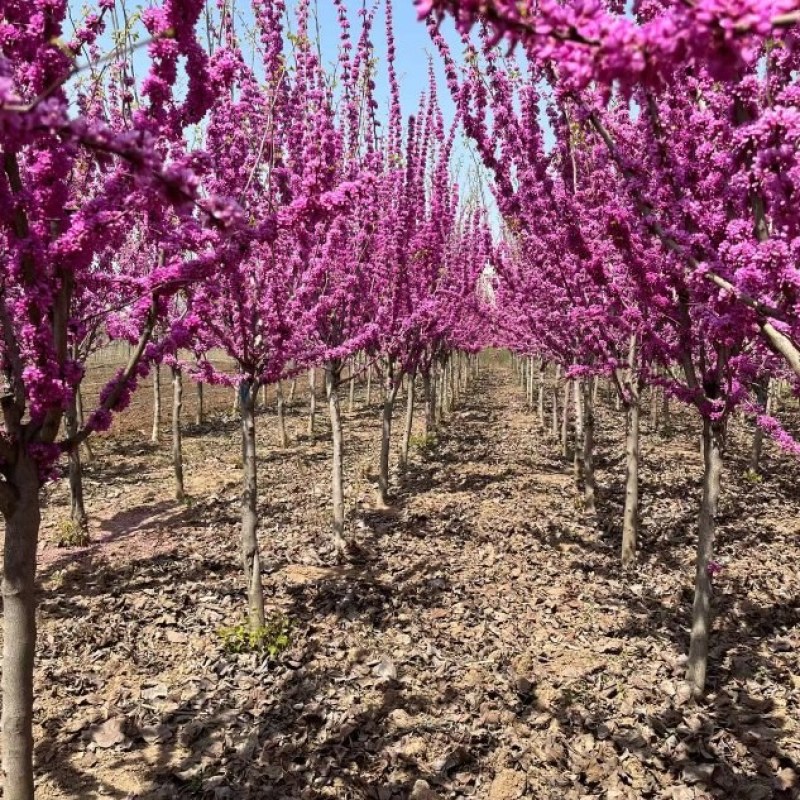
[421,0,800,700]
[0,1,489,796]
[4,0,800,794]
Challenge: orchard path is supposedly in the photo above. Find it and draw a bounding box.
[31,360,800,799]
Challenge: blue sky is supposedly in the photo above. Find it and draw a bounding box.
[68,0,461,128]
[67,0,497,215]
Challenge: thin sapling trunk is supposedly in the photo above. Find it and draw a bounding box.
[64,391,88,532]
[377,359,402,506]
[308,368,317,439]
[326,363,348,559]
[195,381,204,426]
[240,379,265,630]
[276,381,288,448]
[686,416,724,698]
[172,366,185,502]
[400,370,416,469]
[151,366,162,443]
[581,379,596,513]
[621,396,640,566]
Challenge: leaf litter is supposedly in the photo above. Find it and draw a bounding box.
[24,364,800,799]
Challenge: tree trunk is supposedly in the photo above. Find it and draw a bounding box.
[151,366,162,443]
[232,384,241,415]
[308,368,317,439]
[573,379,583,483]
[400,370,416,469]
[195,381,204,426]
[288,377,297,404]
[438,362,447,421]
[561,379,570,459]
[650,386,659,430]
[537,365,545,426]
[64,392,88,531]
[276,381,288,448]
[240,380,265,630]
[551,374,559,439]
[423,370,436,438]
[172,366,185,502]
[750,378,769,473]
[75,385,93,463]
[621,397,640,566]
[686,417,724,698]
[326,363,348,558]
[378,361,402,506]
[581,380,596,514]
[366,363,372,406]
[348,359,356,413]
[2,455,41,800]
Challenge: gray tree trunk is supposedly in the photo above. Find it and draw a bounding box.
[437,362,447,421]
[423,370,436,438]
[240,380,265,630]
[750,378,769,473]
[650,386,659,430]
[64,392,88,531]
[581,380,596,513]
[621,397,640,566]
[2,454,40,800]
[326,364,348,558]
[151,366,162,443]
[75,385,93,462]
[400,370,416,469]
[686,417,724,698]
[276,381,288,448]
[288,377,297,404]
[551,373,559,439]
[573,379,584,483]
[348,359,356,414]
[378,360,402,506]
[172,366,185,502]
[537,365,545,426]
[561,379,570,459]
[195,381,204,426]
[366,363,372,406]
[308,368,317,439]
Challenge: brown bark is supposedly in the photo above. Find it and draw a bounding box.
[2,454,40,800]
[240,380,265,630]
[171,366,185,502]
[581,380,596,514]
[75,385,93,462]
[686,417,724,698]
[750,378,769,473]
[64,392,88,530]
[195,381,204,426]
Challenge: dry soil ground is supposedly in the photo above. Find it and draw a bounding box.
[23,359,800,799]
